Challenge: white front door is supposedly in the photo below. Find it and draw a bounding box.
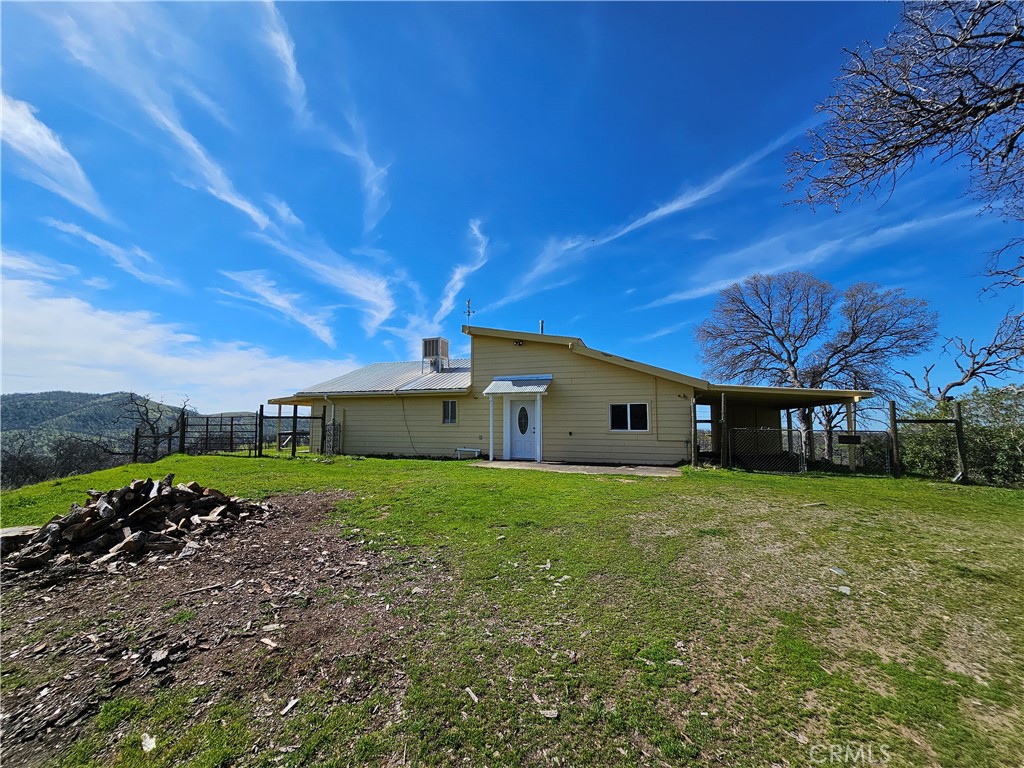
[510,399,535,459]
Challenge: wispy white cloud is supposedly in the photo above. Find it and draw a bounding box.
[219,269,335,347]
[83,275,112,290]
[1,91,110,221]
[630,319,694,343]
[43,218,179,287]
[1,277,356,412]
[1,248,80,281]
[260,1,310,126]
[327,124,391,236]
[491,122,810,311]
[644,206,984,308]
[142,103,271,230]
[254,234,395,335]
[433,219,489,325]
[172,76,234,131]
[49,5,270,230]
[258,2,390,235]
[267,196,303,228]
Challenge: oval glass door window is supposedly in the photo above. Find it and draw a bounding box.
[517,407,529,435]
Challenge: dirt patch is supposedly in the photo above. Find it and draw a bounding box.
[0,490,439,767]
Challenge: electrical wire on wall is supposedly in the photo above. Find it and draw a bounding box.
[400,397,421,456]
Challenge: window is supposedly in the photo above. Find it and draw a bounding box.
[609,403,649,431]
[442,400,457,424]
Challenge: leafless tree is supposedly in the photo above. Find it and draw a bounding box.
[695,271,938,452]
[786,0,1024,286]
[902,308,1024,402]
[114,392,188,461]
[0,433,50,489]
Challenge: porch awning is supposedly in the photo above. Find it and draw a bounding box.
[482,374,553,396]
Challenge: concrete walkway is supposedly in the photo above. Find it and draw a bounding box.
[471,460,680,477]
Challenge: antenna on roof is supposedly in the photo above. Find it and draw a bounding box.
[465,299,476,323]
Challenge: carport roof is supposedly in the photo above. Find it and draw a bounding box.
[700,384,874,408]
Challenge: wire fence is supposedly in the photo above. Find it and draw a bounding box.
[728,428,892,476]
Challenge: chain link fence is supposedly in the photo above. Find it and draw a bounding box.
[729,428,891,476]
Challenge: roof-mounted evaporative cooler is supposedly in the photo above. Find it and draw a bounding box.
[422,337,450,373]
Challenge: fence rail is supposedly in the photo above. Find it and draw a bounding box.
[129,408,327,462]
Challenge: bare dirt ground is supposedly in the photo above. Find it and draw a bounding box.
[0,491,439,767]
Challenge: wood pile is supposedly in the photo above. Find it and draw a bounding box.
[2,474,269,573]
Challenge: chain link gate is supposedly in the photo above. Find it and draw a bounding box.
[323,420,342,456]
[729,428,892,475]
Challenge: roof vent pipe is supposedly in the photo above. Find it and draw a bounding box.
[539,320,545,335]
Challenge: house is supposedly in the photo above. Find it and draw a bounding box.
[269,325,873,465]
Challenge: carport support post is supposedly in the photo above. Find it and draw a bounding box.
[276,405,283,452]
[257,405,264,458]
[291,405,299,458]
[806,411,815,466]
[888,400,901,477]
[719,393,728,468]
[690,397,698,468]
[845,402,857,472]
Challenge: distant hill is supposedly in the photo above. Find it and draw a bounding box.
[0,391,186,441]
[1,392,268,447]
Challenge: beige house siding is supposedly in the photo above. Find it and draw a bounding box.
[311,395,489,458]
[470,334,693,464]
[306,334,694,464]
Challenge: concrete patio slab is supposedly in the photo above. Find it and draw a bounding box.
[470,460,680,477]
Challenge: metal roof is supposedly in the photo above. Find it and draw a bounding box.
[482,375,553,396]
[297,359,471,396]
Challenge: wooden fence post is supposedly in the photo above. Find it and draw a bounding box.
[178,409,187,454]
[953,401,968,484]
[229,416,235,452]
[257,405,264,458]
[291,405,299,458]
[690,397,698,469]
[132,428,140,463]
[889,400,901,478]
[319,412,326,454]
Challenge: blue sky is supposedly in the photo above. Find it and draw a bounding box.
[2,2,1020,412]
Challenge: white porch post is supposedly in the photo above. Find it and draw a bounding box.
[488,396,494,461]
[535,392,543,462]
[502,396,511,460]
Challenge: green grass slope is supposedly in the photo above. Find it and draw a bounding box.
[2,457,1022,766]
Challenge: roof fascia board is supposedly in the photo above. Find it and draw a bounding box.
[462,325,583,347]
[293,386,472,398]
[707,384,875,400]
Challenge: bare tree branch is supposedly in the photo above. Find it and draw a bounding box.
[787,0,1024,287]
[902,308,1024,401]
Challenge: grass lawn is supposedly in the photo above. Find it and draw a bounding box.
[2,456,1022,766]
